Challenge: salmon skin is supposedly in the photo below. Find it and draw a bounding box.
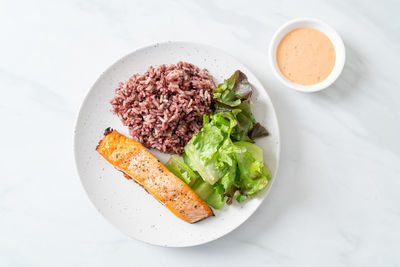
[96,128,214,223]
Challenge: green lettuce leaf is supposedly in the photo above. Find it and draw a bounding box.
[181,111,271,206]
[183,113,238,187]
[213,70,268,142]
[213,70,252,106]
[165,155,197,186]
[233,141,271,202]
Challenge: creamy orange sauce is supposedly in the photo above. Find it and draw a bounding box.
[277,27,336,85]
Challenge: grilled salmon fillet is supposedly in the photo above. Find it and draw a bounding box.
[96,128,214,223]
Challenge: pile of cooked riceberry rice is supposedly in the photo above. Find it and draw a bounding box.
[110,61,215,154]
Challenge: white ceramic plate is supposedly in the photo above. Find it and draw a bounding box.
[74,42,280,247]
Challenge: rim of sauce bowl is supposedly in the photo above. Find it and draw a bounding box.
[269,17,346,92]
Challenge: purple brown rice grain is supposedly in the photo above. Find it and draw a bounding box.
[110,61,214,154]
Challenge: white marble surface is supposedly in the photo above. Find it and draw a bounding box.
[1,0,399,266]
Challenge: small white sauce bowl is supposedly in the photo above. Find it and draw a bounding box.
[269,18,346,92]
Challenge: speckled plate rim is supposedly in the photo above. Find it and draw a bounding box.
[73,41,280,247]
